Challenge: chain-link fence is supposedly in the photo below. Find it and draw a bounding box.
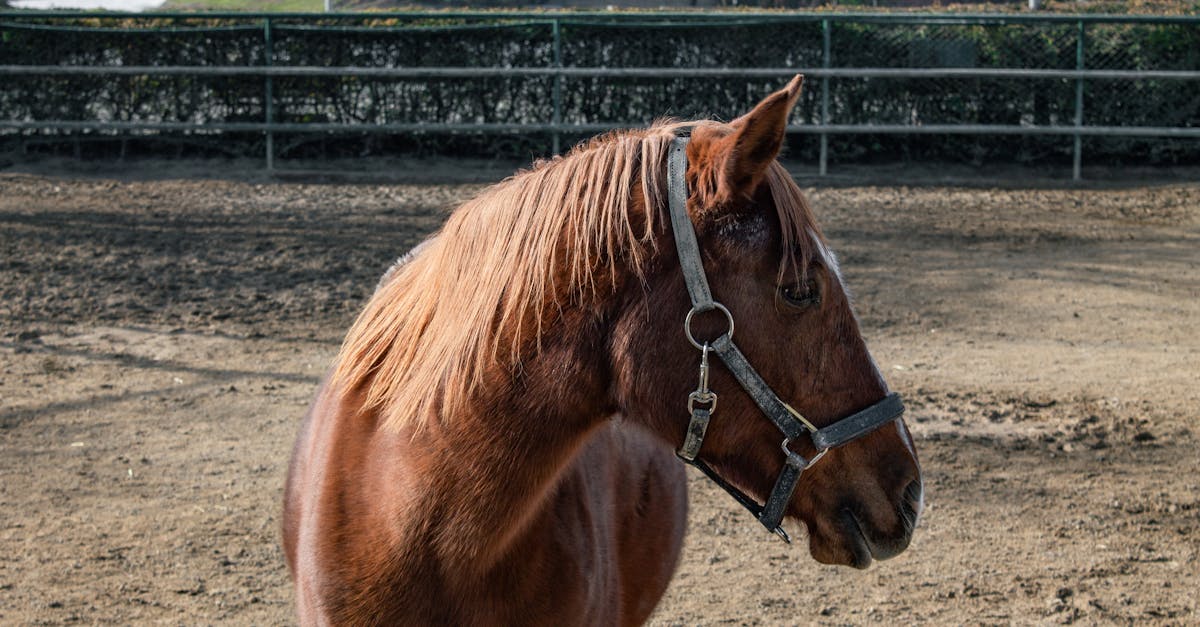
[1,11,1197,177]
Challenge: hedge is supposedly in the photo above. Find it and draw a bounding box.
[1,14,1197,165]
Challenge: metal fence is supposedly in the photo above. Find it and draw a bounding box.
[1,11,1198,178]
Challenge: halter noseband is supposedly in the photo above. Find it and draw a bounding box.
[666,133,905,542]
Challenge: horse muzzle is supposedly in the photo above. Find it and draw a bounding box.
[811,477,923,569]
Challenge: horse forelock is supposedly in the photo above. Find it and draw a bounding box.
[763,161,821,286]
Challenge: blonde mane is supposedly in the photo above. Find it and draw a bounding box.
[331,121,819,431]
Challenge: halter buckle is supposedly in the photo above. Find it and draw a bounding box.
[688,391,717,414]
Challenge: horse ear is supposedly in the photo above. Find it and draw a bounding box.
[718,74,803,198]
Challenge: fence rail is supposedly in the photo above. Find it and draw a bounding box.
[6,10,1200,24]
[2,11,1198,178]
[5,120,1198,138]
[4,65,1199,80]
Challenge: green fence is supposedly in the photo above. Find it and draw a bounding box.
[1,11,1198,177]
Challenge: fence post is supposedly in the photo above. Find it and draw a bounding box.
[1073,20,1085,181]
[264,17,274,172]
[552,18,563,155]
[820,18,831,177]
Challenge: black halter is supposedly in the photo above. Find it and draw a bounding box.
[666,134,905,542]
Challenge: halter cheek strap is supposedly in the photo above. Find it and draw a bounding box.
[666,134,905,541]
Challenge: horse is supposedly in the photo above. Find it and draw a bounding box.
[282,75,923,625]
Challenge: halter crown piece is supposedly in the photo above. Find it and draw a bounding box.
[666,133,906,542]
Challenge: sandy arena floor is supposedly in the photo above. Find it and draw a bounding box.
[1,166,1197,625]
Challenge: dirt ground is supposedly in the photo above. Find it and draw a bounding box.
[1,163,1197,625]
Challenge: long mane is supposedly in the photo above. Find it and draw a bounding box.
[331,121,819,431]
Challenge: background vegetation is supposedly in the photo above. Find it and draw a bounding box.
[1,13,1196,166]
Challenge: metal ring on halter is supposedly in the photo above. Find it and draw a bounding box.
[781,438,829,470]
[683,302,735,350]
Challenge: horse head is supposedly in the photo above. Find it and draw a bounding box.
[609,76,922,568]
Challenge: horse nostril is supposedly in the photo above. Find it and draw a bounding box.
[900,479,923,528]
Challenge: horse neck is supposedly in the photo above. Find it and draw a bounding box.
[400,312,615,571]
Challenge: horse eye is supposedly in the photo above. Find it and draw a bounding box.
[781,278,820,308]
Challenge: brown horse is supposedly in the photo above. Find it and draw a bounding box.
[283,75,922,625]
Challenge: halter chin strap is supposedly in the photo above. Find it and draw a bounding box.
[666,134,905,542]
